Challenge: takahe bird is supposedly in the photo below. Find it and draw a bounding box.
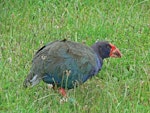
[23,39,121,96]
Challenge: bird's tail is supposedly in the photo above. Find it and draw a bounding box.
[23,72,40,88]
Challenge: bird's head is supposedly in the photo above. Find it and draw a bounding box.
[92,41,122,59]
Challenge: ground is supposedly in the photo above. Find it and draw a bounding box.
[0,0,150,113]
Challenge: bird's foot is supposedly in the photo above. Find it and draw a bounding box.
[58,88,76,104]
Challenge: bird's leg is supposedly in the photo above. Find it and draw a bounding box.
[58,88,77,104]
[59,88,68,103]
[48,84,67,97]
[59,88,67,97]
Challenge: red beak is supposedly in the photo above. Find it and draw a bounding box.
[109,43,122,58]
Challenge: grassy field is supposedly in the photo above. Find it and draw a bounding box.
[0,0,150,113]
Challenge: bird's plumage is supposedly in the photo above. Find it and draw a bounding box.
[23,39,121,90]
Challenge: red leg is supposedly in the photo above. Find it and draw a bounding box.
[59,88,67,97]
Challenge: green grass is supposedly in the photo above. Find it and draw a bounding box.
[0,0,150,113]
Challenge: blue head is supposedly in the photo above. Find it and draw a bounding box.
[91,41,122,59]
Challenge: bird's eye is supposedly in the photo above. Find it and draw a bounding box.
[106,45,110,49]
